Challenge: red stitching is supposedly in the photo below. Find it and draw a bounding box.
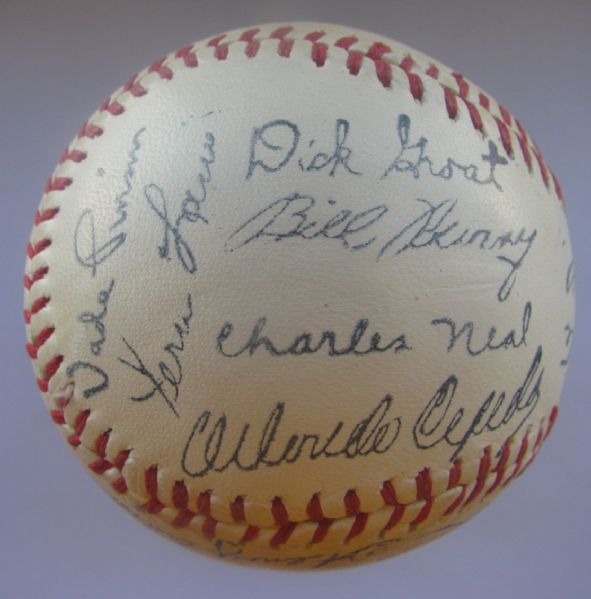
[202,516,217,539]
[245,40,260,58]
[270,494,297,546]
[374,59,393,89]
[25,168,63,390]
[143,465,165,513]
[496,117,513,156]
[416,468,432,500]
[24,266,48,290]
[231,495,245,521]
[270,522,296,548]
[118,25,566,198]
[426,64,440,79]
[367,41,392,60]
[272,496,290,526]
[239,28,260,42]
[381,477,406,533]
[207,33,227,47]
[311,519,332,544]
[67,408,89,447]
[502,433,530,488]
[89,434,113,475]
[381,480,398,505]
[305,31,326,43]
[411,468,433,526]
[479,92,491,110]
[405,71,423,100]
[25,25,566,553]
[271,26,293,39]
[30,24,563,247]
[50,409,65,425]
[172,481,195,527]
[175,45,198,68]
[517,131,533,171]
[26,326,54,358]
[148,57,173,80]
[214,44,229,61]
[197,490,212,515]
[444,485,466,516]
[410,497,433,527]
[383,503,405,533]
[111,450,131,493]
[311,42,328,67]
[398,54,423,102]
[34,207,60,225]
[27,238,51,259]
[77,121,103,139]
[308,493,334,544]
[551,171,564,203]
[533,146,550,188]
[44,177,72,193]
[277,38,294,58]
[444,460,465,516]
[335,35,358,50]
[23,296,50,324]
[59,148,86,164]
[499,104,512,126]
[100,98,125,116]
[486,439,511,496]
[50,404,556,548]
[123,75,147,97]
[465,446,492,505]
[344,489,361,515]
[346,51,364,76]
[444,87,458,119]
[453,72,469,98]
[447,460,462,488]
[547,405,559,437]
[241,525,259,543]
[37,354,63,392]
[347,513,368,540]
[523,427,546,471]
[307,493,324,520]
[399,55,414,73]
[462,99,484,133]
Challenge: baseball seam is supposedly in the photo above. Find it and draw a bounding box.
[50,386,558,547]
[24,24,563,549]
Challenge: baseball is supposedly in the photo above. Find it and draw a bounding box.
[24,23,574,569]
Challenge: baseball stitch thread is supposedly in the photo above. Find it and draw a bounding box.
[24,25,564,550]
[24,24,566,387]
[46,391,559,547]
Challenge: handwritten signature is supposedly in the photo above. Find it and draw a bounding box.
[246,118,361,179]
[215,536,402,568]
[377,196,536,303]
[226,194,536,302]
[66,361,109,399]
[118,293,194,418]
[74,128,146,275]
[181,395,402,477]
[145,131,215,273]
[432,301,531,356]
[413,345,544,461]
[560,260,575,367]
[382,114,508,190]
[217,316,410,357]
[78,279,115,356]
[225,193,388,252]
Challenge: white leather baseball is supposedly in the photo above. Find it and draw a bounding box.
[24,23,575,569]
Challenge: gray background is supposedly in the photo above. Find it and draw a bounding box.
[1,0,589,597]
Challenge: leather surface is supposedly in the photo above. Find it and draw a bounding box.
[24,23,574,568]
